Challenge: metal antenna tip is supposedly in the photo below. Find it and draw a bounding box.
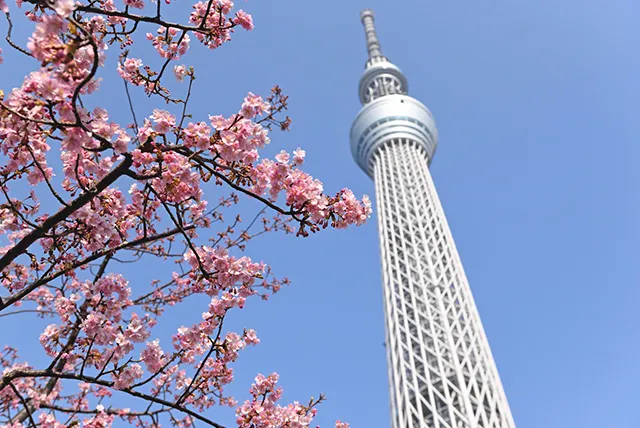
[360,8,382,59]
[360,9,374,21]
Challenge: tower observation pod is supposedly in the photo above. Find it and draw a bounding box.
[350,9,516,428]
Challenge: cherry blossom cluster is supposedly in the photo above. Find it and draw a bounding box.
[251,154,372,234]
[188,0,247,50]
[0,0,370,425]
[147,27,191,60]
[117,57,148,89]
[236,374,350,428]
[121,98,371,236]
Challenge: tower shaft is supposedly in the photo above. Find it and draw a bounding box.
[350,9,516,428]
[373,140,514,428]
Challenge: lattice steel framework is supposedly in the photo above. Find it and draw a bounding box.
[350,10,516,428]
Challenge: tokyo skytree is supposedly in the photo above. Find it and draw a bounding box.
[350,10,516,428]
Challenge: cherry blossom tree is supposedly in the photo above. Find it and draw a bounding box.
[0,0,370,426]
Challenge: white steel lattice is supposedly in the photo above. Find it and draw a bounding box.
[350,10,516,428]
[373,140,514,428]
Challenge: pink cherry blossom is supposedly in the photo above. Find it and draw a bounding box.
[141,340,166,373]
[209,114,230,130]
[54,294,79,322]
[182,121,211,149]
[112,129,131,154]
[123,0,144,8]
[113,364,144,390]
[241,92,271,119]
[174,64,188,81]
[189,0,240,49]
[148,27,191,59]
[118,57,145,85]
[124,58,143,73]
[39,324,61,356]
[125,313,150,343]
[150,109,176,133]
[234,10,254,31]
[275,150,290,164]
[82,409,115,428]
[243,329,260,346]
[52,0,75,17]
[236,373,323,428]
[38,413,65,428]
[293,148,306,165]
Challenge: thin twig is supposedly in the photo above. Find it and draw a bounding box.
[123,79,139,133]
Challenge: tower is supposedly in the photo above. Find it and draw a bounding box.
[350,10,515,428]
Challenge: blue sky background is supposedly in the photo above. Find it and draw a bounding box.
[1,0,640,427]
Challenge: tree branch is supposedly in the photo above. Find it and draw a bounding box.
[0,156,132,281]
[1,369,226,428]
[8,382,37,427]
[0,211,192,312]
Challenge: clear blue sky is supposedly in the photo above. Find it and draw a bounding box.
[1,0,639,427]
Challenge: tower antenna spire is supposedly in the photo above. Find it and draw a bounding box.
[360,9,383,60]
[356,9,407,104]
